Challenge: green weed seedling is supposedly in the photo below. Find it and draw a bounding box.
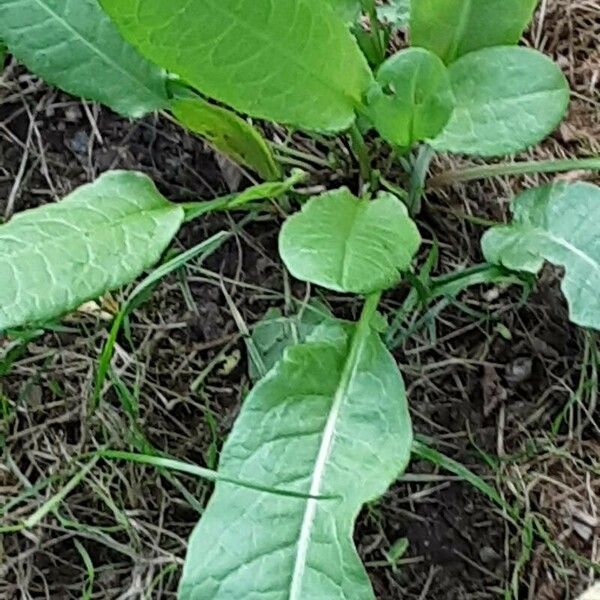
[1,0,599,598]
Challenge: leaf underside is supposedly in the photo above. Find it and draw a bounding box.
[410,0,538,64]
[0,171,183,330]
[0,0,168,117]
[279,189,421,294]
[179,323,412,600]
[171,97,280,181]
[100,0,373,131]
[430,46,569,157]
[482,182,600,330]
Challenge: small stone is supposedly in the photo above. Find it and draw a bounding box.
[479,545,499,564]
[505,357,533,385]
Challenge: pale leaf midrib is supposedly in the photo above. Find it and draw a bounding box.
[288,328,367,599]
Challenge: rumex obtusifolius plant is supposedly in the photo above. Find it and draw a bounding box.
[1,0,599,598]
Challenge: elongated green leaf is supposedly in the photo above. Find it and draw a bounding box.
[280,189,421,294]
[0,171,183,330]
[0,0,168,117]
[366,47,454,148]
[171,96,280,181]
[100,0,373,131]
[180,316,412,599]
[430,46,569,157]
[411,0,538,64]
[482,182,600,330]
[0,41,6,65]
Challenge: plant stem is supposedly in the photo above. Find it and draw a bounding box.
[271,143,333,169]
[360,0,386,67]
[407,145,435,215]
[428,156,600,189]
[349,123,372,183]
[181,169,306,222]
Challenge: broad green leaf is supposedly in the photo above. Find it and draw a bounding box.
[248,303,335,382]
[366,48,454,148]
[171,96,280,181]
[482,182,600,330]
[0,171,183,330]
[430,46,569,157]
[180,320,412,599]
[100,0,373,132]
[411,0,538,64]
[279,189,421,294]
[0,0,168,117]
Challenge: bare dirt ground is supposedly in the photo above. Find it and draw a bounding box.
[1,1,599,598]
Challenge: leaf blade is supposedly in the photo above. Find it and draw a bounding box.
[0,0,168,117]
[367,47,455,148]
[279,189,421,294]
[179,321,412,599]
[0,171,183,330]
[411,0,538,63]
[430,46,569,157]
[100,0,373,131]
[171,96,280,181]
[482,182,600,330]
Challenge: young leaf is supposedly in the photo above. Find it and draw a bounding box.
[366,47,454,148]
[171,96,280,181]
[0,171,183,330]
[482,182,600,330]
[279,189,421,294]
[430,46,569,157]
[100,0,373,132]
[179,315,412,599]
[411,0,538,64]
[0,0,168,117]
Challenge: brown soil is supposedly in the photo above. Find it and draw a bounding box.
[1,1,600,599]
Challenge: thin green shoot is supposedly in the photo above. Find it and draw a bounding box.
[93,230,232,406]
[428,156,600,189]
[412,438,519,523]
[99,450,340,500]
[73,540,95,600]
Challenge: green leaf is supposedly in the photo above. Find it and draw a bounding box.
[0,0,168,117]
[378,0,410,29]
[366,48,454,148]
[430,46,569,157]
[328,0,361,22]
[279,189,421,294]
[247,303,335,382]
[0,171,183,330]
[482,182,600,330]
[171,96,280,181]
[410,0,538,64]
[100,0,373,132]
[0,41,6,65]
[179,311,412,599]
